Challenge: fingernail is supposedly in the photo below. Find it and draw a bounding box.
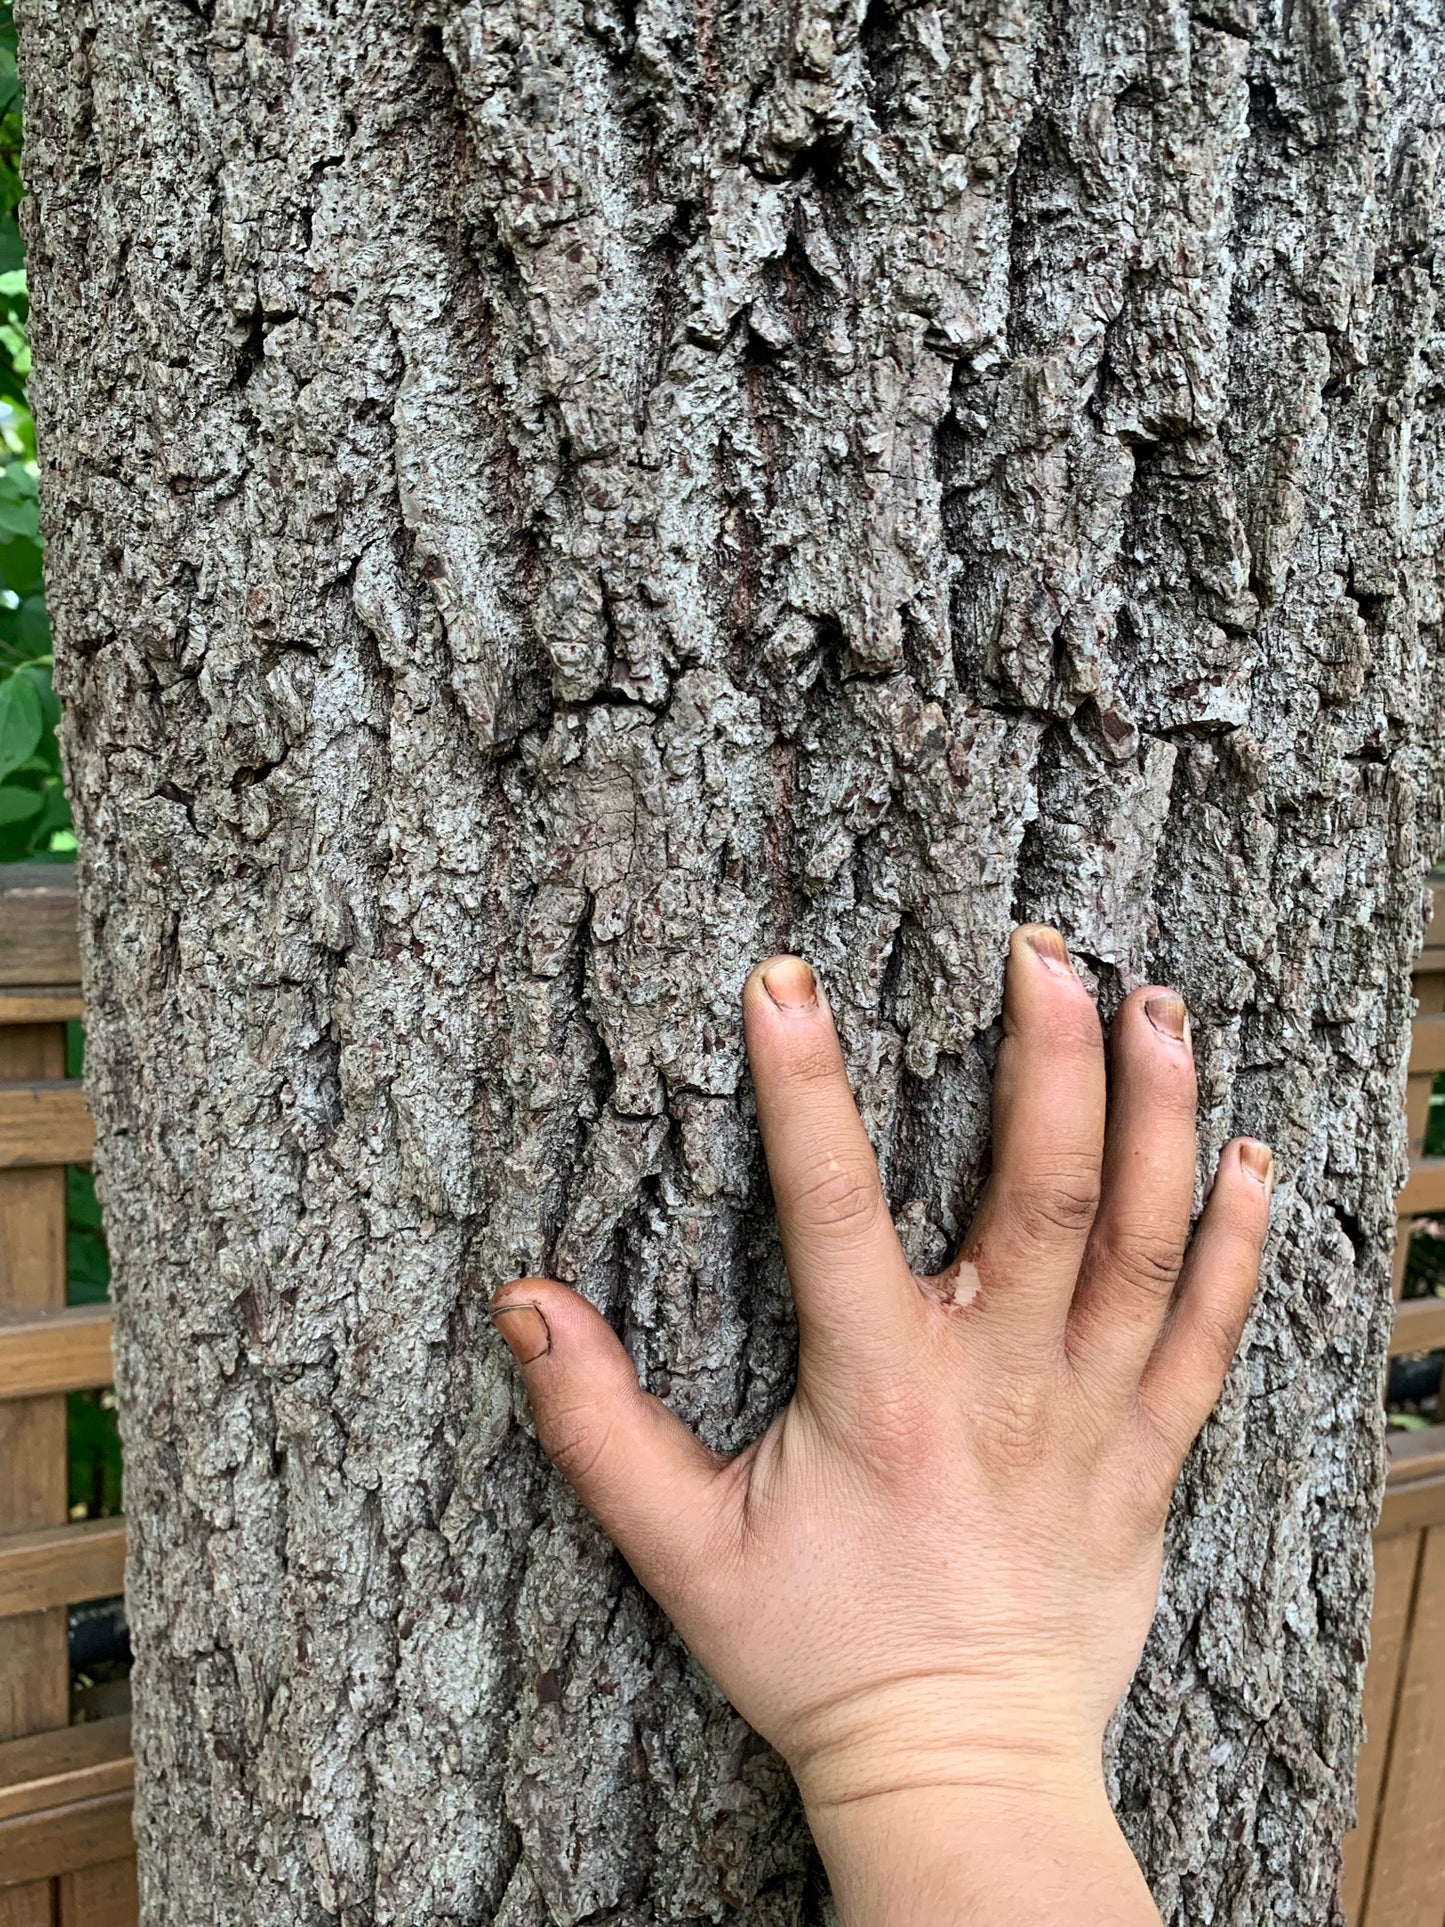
[760,956,817,1010]
[1145,993,1190,1044]
[1240,1140,1273,1191]
[1022,926,1072,973]
[490,1300,551,1364]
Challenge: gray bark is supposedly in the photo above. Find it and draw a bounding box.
[16,0,1445,1919]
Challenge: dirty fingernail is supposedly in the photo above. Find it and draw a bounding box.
[760,956,818,1010]
[1022,925,1072,973]
[490,1301,551,1364]
[1145,993,1190,1044]
[1239,1140,1273,1190]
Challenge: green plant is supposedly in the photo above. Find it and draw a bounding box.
[0,0,68,863]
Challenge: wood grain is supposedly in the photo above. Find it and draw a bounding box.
[0,1307,113,1400]
[0,993,82,1028]
[0,1885,53,1927]
[1395,1159,1445,1219]
[0,872,77,993]
[1342,1530,1420,1923]
[0,1794,134,1889]
[1387,1296,1445,1358]
[0,1086,92,1172]
[1407,1014,1445,1076]
[1403,1070,1437,1160]
[1383,1428,1445,1485]
[0,1718,132,1823]
[1378,1471,1445,1540]
[0,1521,126,1619]
[57,1860,136,1927]
[1359,1526,1445,1925]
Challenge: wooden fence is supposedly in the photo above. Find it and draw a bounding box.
[0,863,1443,1924]
[1342,939,1445,1926]
[0,864,131,1926]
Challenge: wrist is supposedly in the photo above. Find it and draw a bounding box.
[782,1670,1109,1817]
[803,1780,1160,1927]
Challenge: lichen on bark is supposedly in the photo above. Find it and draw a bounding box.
[16,0,1445,1919]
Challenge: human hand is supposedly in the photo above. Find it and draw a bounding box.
[490,929,1271,1924]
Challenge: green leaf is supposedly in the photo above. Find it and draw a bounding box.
[17,658,58,729]
[0,469,38,539]
[0,665,40,776]
[16,595,48,650]
[33,781,70,839]
[0,536,44,598]
[0,779,41,824]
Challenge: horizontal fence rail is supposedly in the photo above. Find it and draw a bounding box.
[0,1305,114,1401]
[0,1520,129,1621]
[0,1082,94,1169]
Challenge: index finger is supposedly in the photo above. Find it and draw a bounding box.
[743,957,917,1378]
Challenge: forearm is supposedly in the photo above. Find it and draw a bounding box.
[805,1784,1162,1927]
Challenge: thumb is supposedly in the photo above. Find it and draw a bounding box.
[490,1277,728,1600]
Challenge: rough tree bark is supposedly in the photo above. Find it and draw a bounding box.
[15,0,1445,1919]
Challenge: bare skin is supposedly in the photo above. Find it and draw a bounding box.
[490,927,1272,1925]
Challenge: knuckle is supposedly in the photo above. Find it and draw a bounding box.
[1122,1434,1178,1533]
[1007,992,1102,1059]
[1103,1227,1188,1299]
[1012,1162,1101,1242]
[976,1375,1056,1468]
[1222,1189,1271,1250]
[780,1035,846,1091]
[1153,1055,1199,1111]
[792,1153,885,1238]
[858,1380,937,1480]
[1195,1299,1251,1375]
[1046,994,1106,1058]
[539,1402,613,1490]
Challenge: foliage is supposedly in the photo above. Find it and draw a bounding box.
[69,1387,123,1517]
[0,0,69,862]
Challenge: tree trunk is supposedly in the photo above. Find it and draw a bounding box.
[16,0,1445,1918]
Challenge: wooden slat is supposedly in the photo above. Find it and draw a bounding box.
[1343,1530,1421,1922]
[1359,1525,1445,1924]
[1379,1470,1445,1539]
[0,1883,54,1927]
[0,1792,133,1889]
[1391,1226,1413,1301]
[1389,1296,1445,1358]
[1397,1159,1445,1218]
[0,1521,126,1619]
[59,1859,137,1927]
[0,1719,132,1824]
[0,1306,113,1400]
[1405,1070,1437,1158]
[1412,949,1445,981]
[1408,1015,1445,1076]
[0,989,82,1027]
[1386,1428,1445,1484]
[0,1084,92,1170]
[0,869,78,991]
